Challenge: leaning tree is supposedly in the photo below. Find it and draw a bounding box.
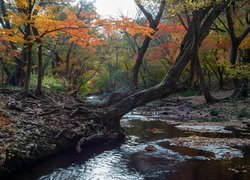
[74,0,230,151]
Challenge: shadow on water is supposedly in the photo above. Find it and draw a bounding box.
[168,147,250,180]
[3,143,119,180]
[5,116,250,180]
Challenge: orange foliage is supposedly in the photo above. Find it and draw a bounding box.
[96,16,155,38]
[201,32,231,51]
[0,2,102,49]
[146,23,186,64]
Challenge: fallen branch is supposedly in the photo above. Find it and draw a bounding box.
[38,108,60,116]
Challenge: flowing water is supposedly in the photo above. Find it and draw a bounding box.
[7,112,250,180]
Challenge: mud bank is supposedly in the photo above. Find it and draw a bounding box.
[0,89,124,177]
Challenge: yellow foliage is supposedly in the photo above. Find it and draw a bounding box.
[167,0,227,16]
[240,34,250,49]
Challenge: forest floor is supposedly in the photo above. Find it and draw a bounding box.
[0,89,249,176]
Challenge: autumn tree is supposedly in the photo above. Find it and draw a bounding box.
[225,0,250,97]
[0,0,100,95]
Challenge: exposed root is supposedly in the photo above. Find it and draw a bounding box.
[76,133,104,153]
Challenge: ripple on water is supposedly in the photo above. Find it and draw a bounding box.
[39,149,143,180]
[39,137,188,180]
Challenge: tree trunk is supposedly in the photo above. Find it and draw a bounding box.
[104,0,167,106]
[24,44,32,95]
[217,67,224,90]
[195,57,217,103]
[23,0,34,95]
[127,0,166,93]
[226,6,250,98]
[36,43,43,95]
[204,63,211,88]
[31,25,43,95]
[65,43,74,78]
[128,37,151,93]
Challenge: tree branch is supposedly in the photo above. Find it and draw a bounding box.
[226,7,237,43]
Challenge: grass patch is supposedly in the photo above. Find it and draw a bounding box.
[30,75,68,92]
[180,89,199,97]
[236,108,249,118]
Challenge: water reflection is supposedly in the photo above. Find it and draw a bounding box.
[40,149,143,180]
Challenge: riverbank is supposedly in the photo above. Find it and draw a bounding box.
[0,89,249,177]
[131,90,249,122]
[0,89,123,176]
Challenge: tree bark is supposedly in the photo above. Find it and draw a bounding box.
[32,26,43,95]
[24,43,32,95]
[36,43,43,95]
[23,0,36,95]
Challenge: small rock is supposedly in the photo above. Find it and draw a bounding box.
[193,156,210,161]
[144,145,156,152]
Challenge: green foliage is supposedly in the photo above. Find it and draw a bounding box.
[225,64,250,79]
[236,108,249,118]
[78,83,91,96]
[0,84,16,89]
[180,89,199,97]
[95,72,111,93]
[209,108,220,116]
[30,75,68,92]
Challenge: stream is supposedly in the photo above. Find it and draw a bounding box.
[6,110,250,180]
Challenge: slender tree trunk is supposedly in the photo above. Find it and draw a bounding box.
[104,0,167,106]
[31,25,43,95]
[36,43,43,95]
[24,44,32,95]
[129,37,151,93]
[128,0,166,93]
[23,0,34,95]
[188,59,195,87]
[195,57,217,103]
[204,63,211,88]
[65,43,74,78]
[217,67,224,90]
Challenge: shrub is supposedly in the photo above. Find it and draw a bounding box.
[236,108,249,118]
[180,89,199,97]
[30,75,68,92]
[209,108,220,116]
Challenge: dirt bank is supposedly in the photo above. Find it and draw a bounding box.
[0,89,123,176]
